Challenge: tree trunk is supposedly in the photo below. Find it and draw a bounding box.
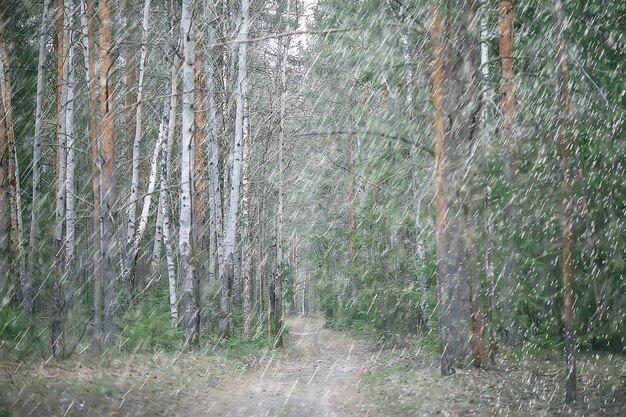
[479,0,497,364]
[159,54,179,329]
[126,0,152,295]
[194,49,207,314]
[129,100,167,289]
[99,0,119,345]
[0,79,8,300]
[241,99,254,336]
[52,0,71,357]
[26,0,52,326]
[219,0,249,339]
[274,0,292,348]
[498,0,520,346]
[80,0,102,351]
[0,19,25,292]
[432,1,481,376]
[64,0,76,269]
[554,0,577,403]
[180,0,198,347]
[203,4,222,292]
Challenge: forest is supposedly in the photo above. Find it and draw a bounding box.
[0,0,624,415]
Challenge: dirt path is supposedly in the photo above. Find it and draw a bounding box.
[205,317,377,417]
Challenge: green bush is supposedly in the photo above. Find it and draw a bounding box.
[120,304,182,353]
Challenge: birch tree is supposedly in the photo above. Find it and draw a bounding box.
[25,0,51,323]
[162,64,179,329]
[273,0,292,347]
[64,0,76,268]
[180,0,198,346]
[126,0,152,293]
[0,82,7,297]
[52,0,73,357]
[220,0,249,338]
[203,2,223,292]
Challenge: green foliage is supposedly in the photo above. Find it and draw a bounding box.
[119,296,183,353]
[0,307,46,356]
[0,307,29,343]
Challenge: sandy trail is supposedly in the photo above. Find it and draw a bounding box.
[206,317,377,417]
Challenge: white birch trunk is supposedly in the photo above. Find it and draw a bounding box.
[130,100,166,277]
[158,57,179,327]
[54,0,70,270]
[204,5,223,288]
[152,60,179,275]
[25,0,51,317]
[274,0,292,345]
[220,0,249,338]
[480,0,490,131]
[64,0,76,267]
[179,0,197,345]
[126,0,152,283]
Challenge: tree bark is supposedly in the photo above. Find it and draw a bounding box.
[81,0,102,351]
[99,0,119,345]
[220,0,249,338]
[204,3,222,293]
[159,53,179,329]
[554,0,577,403]
[0,19,25,291]
[479,0,497,364]
[52,0,71,357]
[126,0,152,296]
[26,0,52,326]
[242,124,253,336]
[432,1,481,376]
[180,0,198,347]
[498,0,520,346]
[0,76,8,301]
[64,0,76,269]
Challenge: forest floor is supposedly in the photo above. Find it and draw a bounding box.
[0,316,624,416]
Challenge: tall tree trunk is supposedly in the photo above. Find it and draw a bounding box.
[242,125,253,336]
[52,0,71,357]
[159,53,179,328]
[0,80,8,300]
[126,0,152,295]
[0,19,25,293]
[26,0,52,327]
[100,0,119,345]
[220,0,249,339]
[554,0,577,403]
[479,0,497,364]
[180,0,198,347]
[194,50,207,313]
[204,3,222,292]
[125,0,137,167]
[129,100,167,289]
[81,0,102,351]
[64,0,76,269]
[432,1,481,376]
[348,135,358,301]
[498,0,519,346]
[274,0,292,348]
